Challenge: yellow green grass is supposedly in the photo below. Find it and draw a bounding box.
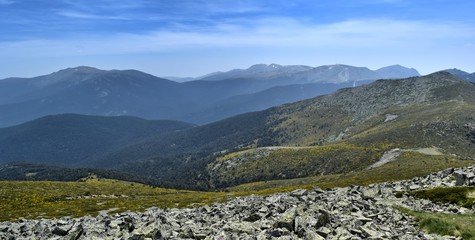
[1,152,473,223]
[0,179,232,222]
[396,187,475,239]
[398,208,475,239]
[210,143,387,187]
[229,152,474,192]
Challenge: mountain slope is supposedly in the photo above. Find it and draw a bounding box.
[63,72,475,188]
[205,72,475,187]
[443,68,475,83]
[0,64,421,127]
[183,80,373,124]
[0,114,194,166]
[2,72,472,190]
[0,72,475,189]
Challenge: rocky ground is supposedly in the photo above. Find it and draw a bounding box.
[1,165,474,240]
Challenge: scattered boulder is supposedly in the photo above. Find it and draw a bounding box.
[2,164,475,239]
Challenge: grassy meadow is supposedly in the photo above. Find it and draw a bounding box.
[1,151,473,222]
[0,179,231,222]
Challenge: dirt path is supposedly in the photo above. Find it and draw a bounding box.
[369,147,443,169]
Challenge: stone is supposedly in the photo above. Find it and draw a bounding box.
[361,188,378,200]
[360,226,381,238]
[65,223,84,240]
[0,224,9,232]
[316,227,332,237]
[304,229,325,240]
[5,164,475,239]
[334,226,352,239]
[243,213,261,222]
[316,209,331,228]
[225,222,255,234]
[290,189,307,197]
[128,234,145,240]
[350,228,363,235]
[454,170,467,186]
[357,216,373,224]
[275,207,297,231]
[52,224,72,236]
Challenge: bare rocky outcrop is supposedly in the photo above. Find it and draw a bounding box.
[1,165,474,239]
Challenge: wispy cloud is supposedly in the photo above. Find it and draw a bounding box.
[0,0,14,5]
[1,18,473,57]
[1,0,474,77]
[365,0,402,3]
[53,0,264,22]
[56,10,131,20]
[190,0,264,14]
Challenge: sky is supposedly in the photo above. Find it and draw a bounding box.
[0,0,474,79]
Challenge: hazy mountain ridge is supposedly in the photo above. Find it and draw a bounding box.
[0,64,423,127]
[1,72,474,189]
[183,80,373,124]
[443,68,475,83]
[0,66,106,105]
[0,67,193,127]
[0,114,194,166]
[197,63,420,83]
[198,63,313,81]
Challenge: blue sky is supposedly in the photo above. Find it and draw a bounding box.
[0,0,474,79]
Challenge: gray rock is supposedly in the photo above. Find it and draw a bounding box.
[361,188,378,200]
[290,189,307,197]
[316,209,331,228]
[360,226,383,238]
[224,222,255,234]
[304,229,325,240]
[65,223,83,240]
[52,224,72,236]
[316,226,332,237]
[275,207,297,231]
[5,164,475,239]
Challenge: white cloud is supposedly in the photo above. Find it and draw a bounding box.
[127,18,475,50]
[1,17,474,76]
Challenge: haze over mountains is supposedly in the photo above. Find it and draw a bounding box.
[0,64,420,128]
[199,64,419,83]
[443,68,475,83]
[1,71,474,190]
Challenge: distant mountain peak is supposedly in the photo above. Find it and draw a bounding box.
[441,68,469,76]
[57,66,104,74]
[29,66,105,87]
[247,63,285,72]
[197,63,422,83]
[375,65,420,79]
[199,64,312,81]
[437,68,475,83]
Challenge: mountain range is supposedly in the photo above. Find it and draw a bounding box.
[442,68,475,83]
[1,71,474,190]
[0,64,420,128]
[196,63,419,83]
